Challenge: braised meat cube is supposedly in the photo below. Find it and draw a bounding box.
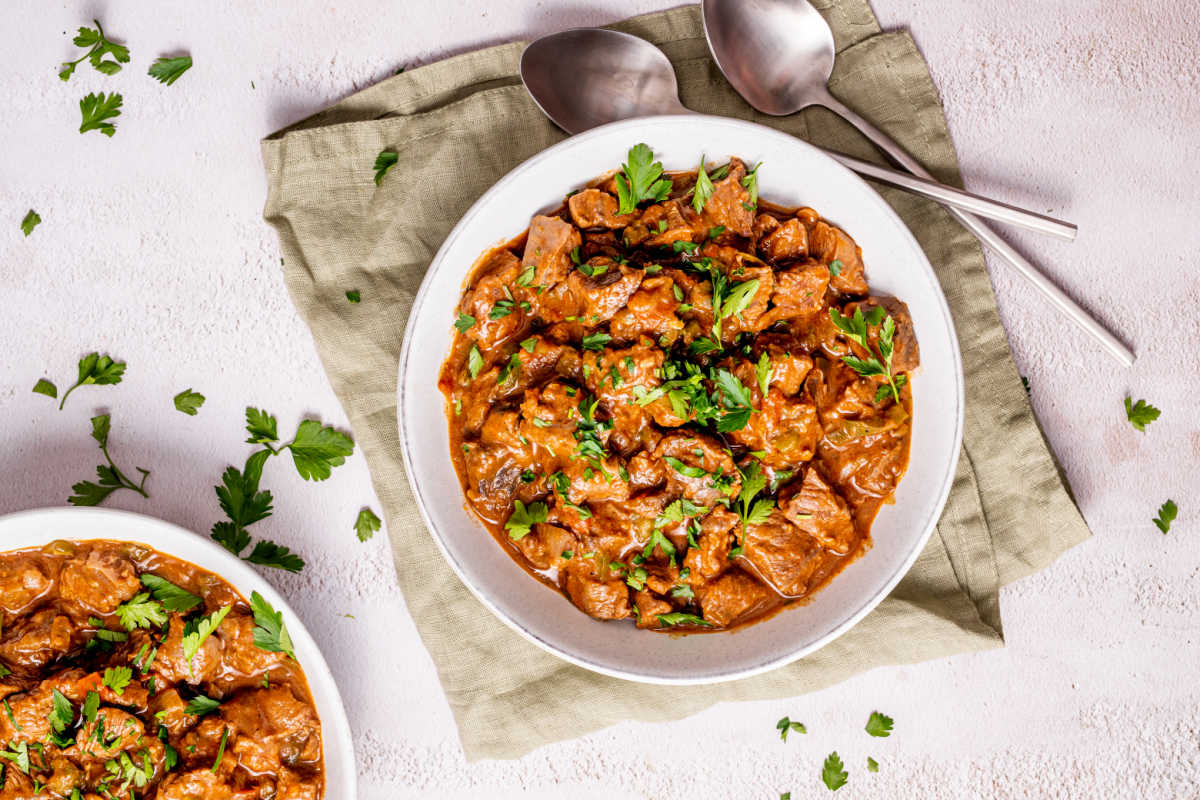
[652,432,740,508]
[808,219,868,295]
[151,612,223,686]
[779,468,858,554]
[722,265,775,339]
[563,562,631,620]
[632,590,675,629]
[0,558,51,616]
[74,706,145,760]
[699,569,776,627]
[523,214,581,290]
[759,217,809,262]
[220,685,323,775]
[0,609,72,670]
[726,387,821,470]
[609,276,685,343]
[511,523,577,571]
[566,262,644,324]
[700,157,755,237]
[58,548,141,615]
[641,201,695,248]
[858,296,920,372]
[569,188,636,229]
[752,334,814,396]
[461,248,528,351]
[759,261,830,329]
[741,508,826,596]
[683,506,739,579]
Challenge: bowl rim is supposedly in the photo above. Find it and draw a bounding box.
[397,113,964,684]
[0,505,357,797]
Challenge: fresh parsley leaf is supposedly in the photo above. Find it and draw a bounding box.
[0,740,30,775]
[722,278,759,320]
[354,507,381,542]
[692,154,715,214]
[735,461,773,532]
[1124,397,1160,432]
[615,143,673,214]
[655,612,713,628]
[216,451,274,530]
[250,591,295,659]
[345,290,361,303]
[865,710,894,737]
[829,259,843,277]
[520,337,538,353]
[467,345,483,378]
[82,691,99,723]
[69,414,150,506]
[505,499,548,540]
[184,695,222,716]
[58,352,126,409]
[140,573,202,613]
[821,751,848,791]
[665,456,707,479]
[60,22,130,81]
[288,420,354,481]
[20,210,41,236]
[581,332,612,351]
[642,529,677,564]
[246,540,305,572]
[829,307,905,403]
[245,408,279,444]
[453,313,476,334]
[101,666,133,695]
[147,55,192,85]
[182,606,231,675]
[211,521,251,557]
[756,351,771,396]
[673,240,699,254]
[742,162,761,208]
[776,716,806,741]
[374,149,399,185]
[867,757,879,773]
[78,92,123,136]
[115,592,168,631]
[173,389,206,416]
[708,225,725,239]
[48,689,74,734]
[32,378,57,398]
[1153,500,1177,534]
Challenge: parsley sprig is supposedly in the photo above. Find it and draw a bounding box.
[250,591,296,659]
[615,143,673,215]
[355,507,382,541]
[1124,397,1160,432]
[829,306,907,403]
[69,414,150,506]
[41,352,127,410]
[21,210,41,237]
[692,154,715,214]
[60,21,130,81]
[777,716,807,741]
[1153,500,1177,534]
[865,710,893,737]
[79,92,123,137]
[821,751,848,791]
[147,55,192,85]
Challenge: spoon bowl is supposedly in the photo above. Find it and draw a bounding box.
[520,28,688,134]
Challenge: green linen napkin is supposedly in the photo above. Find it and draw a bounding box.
[261,1,1090,760]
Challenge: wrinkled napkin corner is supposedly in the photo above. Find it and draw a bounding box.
[260,0,1090,760]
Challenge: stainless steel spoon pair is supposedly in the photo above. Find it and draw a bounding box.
[520,1,1133,366]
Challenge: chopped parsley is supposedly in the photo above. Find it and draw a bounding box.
[505,500,548,540]
[615,143,673,214]
[865,710,894,737]
[1124,397,1160,432]
[776,716,806,741]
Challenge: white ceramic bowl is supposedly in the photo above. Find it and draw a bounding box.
[0,506,356,797]
[398,115,963,684]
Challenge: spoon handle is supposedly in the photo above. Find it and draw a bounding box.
[816,88,1135,367]
[827,152,1076,241]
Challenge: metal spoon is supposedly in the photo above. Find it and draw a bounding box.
[520,28,1076,241]
[701,0,1133,366]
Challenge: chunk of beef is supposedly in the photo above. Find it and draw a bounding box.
[727,388,821,470]
[490,337,569,402]
[683,506,739,579]
[523,214,581,289]
[221,685,323,775]
[511,523,577,571]
[626,451,666,493]
[0,609,72,670]
[808,220,868,295]
[818,404,912,509]
[609,276,685,344]
[212,611,287,685]
[722,265,775,339]
[583,343,686,445]
[759,217,809,262]
[632,590,674,629]
[701,158,755,237]
[653,432,740,507]
[566,262,644,324]
[74,706,144,760]
[698,569,776,627]
[0,683,56,743]
[752,334,814,396]
[806,357,884,427]
[150,688,200,739]
[641,201,694,248]
[158,769,237,800]
[563,565,631,620]
[58,548,141,615]
[0,559,50,615]
[859,296,920,372]
[461,248,527,351]
[151,612,223,686]
[568,188,636,229]
[759,261,830,329]
[741,508,826,596]
[779,468,858,554]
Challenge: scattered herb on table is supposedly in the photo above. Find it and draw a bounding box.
[32,378,57,399]
[147,55,192,85]
[867,756,879,773]
[173,389,205,416]
[20,210,41,237]
[354,507,381,542]
[60,21,129,81]
[1153,500,1177,534]
[51,352,126,410]
[79,92,123,137]
[1124,396,1160,432]
[821,751,848,791]
[345,290,361,303]
[615,143,673,214]
[776,716,806,741]
[69,414,150,506]
[250,591,295,659]
[865,710,894,737]
[373,150,399,185]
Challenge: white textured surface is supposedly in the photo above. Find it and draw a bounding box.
[0,1,1196,797]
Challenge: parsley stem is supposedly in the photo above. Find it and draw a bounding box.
[57,382,81,411]
[102,445,150,498]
